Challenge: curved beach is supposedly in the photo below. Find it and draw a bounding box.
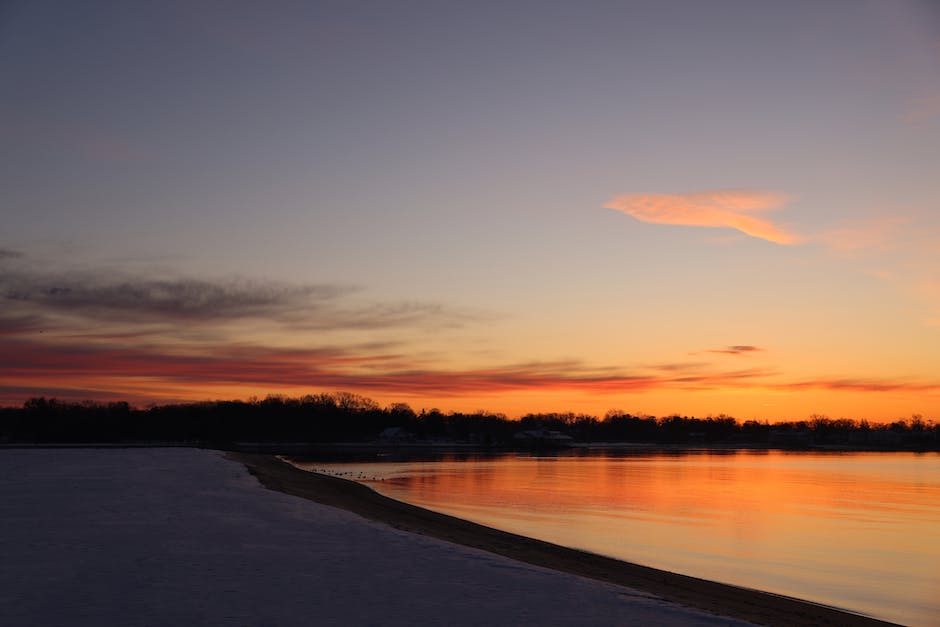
[234,452,898,627]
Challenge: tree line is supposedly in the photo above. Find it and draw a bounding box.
[0,393,937,450]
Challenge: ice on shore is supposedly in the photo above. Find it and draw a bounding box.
[0,448,753,626]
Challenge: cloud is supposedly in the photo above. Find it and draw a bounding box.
[4,332,938,408]
[781,378,940,394]
[0,248,23,260]
[0,339,395,381]
[708,345,763,355]
[0,337,775,404]
[291,301,488,331]
[1,273,351,322]
[0,314,45,336]
[604,189,799,244]
[0,265,478,331]
[0,384,137,403]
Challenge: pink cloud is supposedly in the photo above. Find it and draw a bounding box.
[604,190,799,245]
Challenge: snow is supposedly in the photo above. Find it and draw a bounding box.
[0,448,753,626]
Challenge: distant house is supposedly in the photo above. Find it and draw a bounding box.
[378,427,415,443]
[513,428,574,448]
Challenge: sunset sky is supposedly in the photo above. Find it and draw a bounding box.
[2,1,939,421]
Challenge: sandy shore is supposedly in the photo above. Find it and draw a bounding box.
[233,452,898,627]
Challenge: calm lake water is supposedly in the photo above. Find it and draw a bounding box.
[293,450,940,626]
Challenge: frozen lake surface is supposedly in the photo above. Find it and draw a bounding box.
[0,448,753,626]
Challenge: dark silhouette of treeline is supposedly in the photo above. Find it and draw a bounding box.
[1,393,937,450]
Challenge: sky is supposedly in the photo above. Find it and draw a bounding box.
[2,0,939,421]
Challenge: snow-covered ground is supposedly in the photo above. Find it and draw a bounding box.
[0,448,753,626]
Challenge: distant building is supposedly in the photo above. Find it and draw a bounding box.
[513,428,574,448]
[377,427,415,443]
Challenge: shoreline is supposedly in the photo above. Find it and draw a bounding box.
[231,453,898,627]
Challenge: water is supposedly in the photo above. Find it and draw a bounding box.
[292,450,940,626]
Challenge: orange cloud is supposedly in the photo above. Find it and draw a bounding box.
[604,190,799,244]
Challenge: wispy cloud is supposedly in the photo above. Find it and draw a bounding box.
[0,336,772,403]
[2,273,350,322]
[0,248,24,260]
[781,378,940,394]
[0,314,44,336]
[4,332,938,408]
[0,385,136,403]
[0,339,400,384]
[815,217,940,325]
[0,261,479,332]
[604,189,940,327]
[817,216,909,254]
[604,190,799,245]
[708,345,763,355]
[291,301,485,331]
